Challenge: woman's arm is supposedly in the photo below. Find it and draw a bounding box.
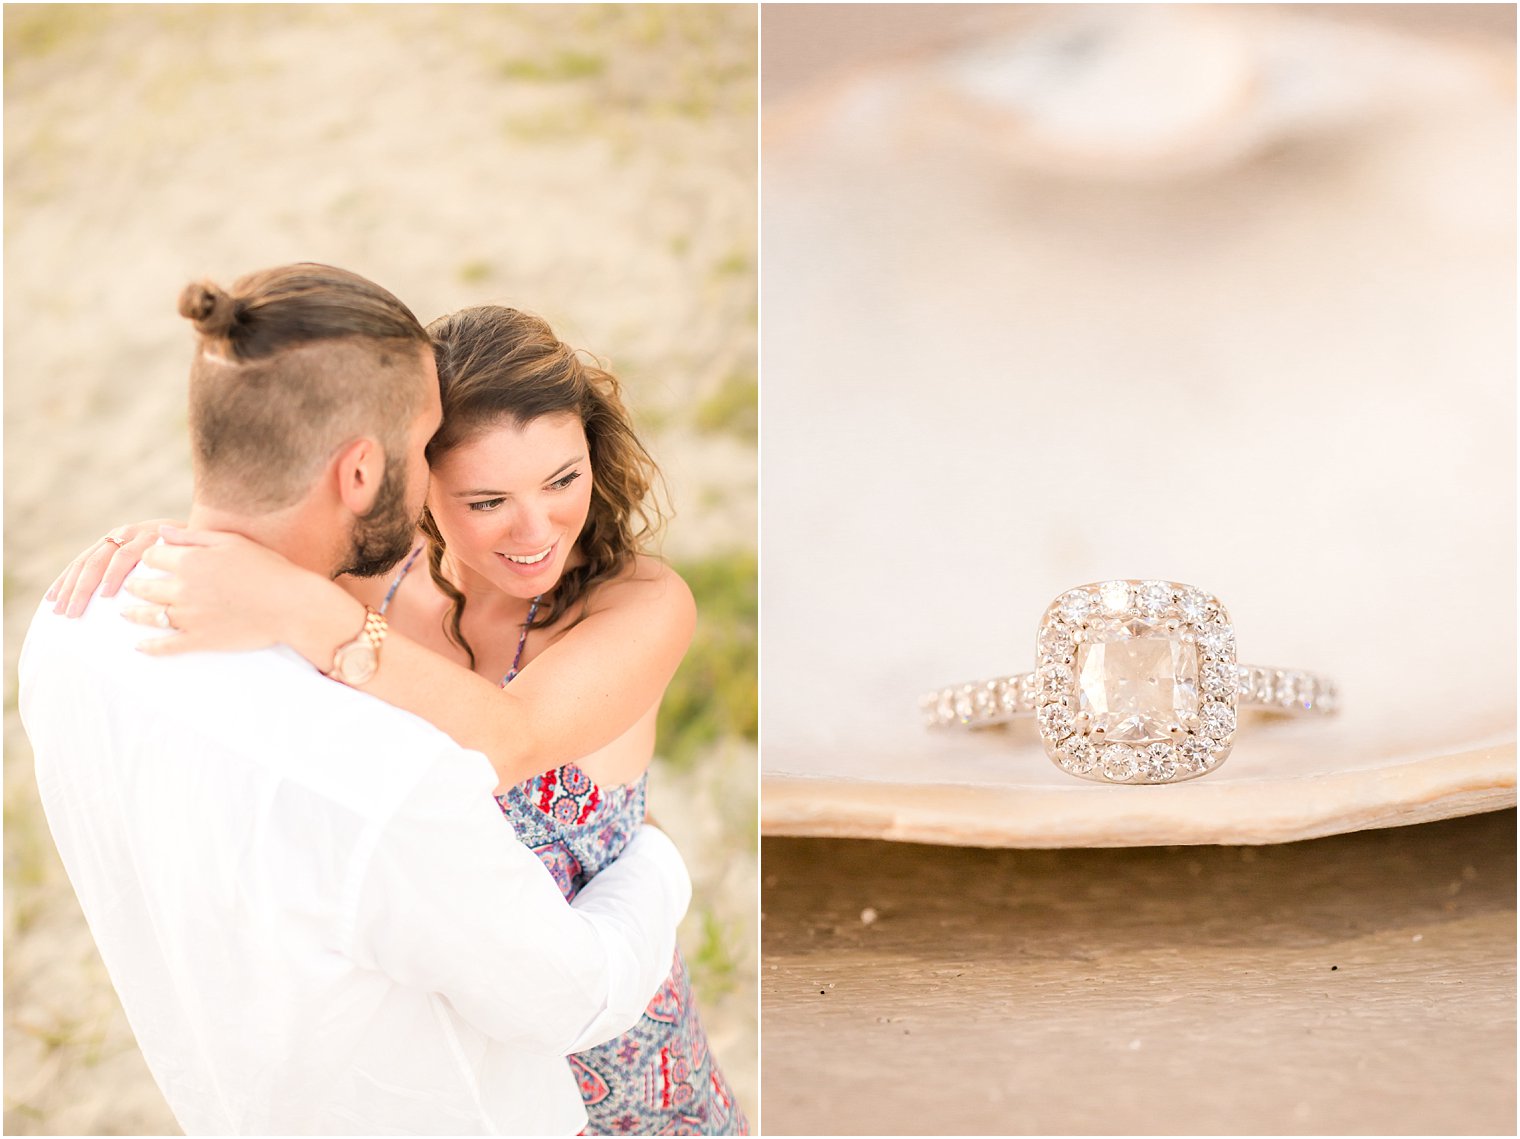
[127,530,696,790]
[459,565,697,777]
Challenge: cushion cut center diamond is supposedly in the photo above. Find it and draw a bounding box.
[1076,617,1198,743]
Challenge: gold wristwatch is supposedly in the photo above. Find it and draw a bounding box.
[325,605,388,686]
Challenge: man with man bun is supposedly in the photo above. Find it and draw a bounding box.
[19,263,691,1135]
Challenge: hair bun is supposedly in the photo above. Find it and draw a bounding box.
[178,280,238,338]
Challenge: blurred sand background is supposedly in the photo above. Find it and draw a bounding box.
[3,5,756,1134]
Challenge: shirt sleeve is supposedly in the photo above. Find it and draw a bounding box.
[342,749,692,1056]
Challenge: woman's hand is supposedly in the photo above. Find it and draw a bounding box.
[123,527,365,666]
[45,519,183,617]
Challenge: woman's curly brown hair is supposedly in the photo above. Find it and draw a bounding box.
[419,305,666,669]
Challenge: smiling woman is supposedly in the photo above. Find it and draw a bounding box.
[417,305,662,661]
[436,414,591,580]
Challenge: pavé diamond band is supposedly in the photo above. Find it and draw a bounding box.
[921,579,1338,785]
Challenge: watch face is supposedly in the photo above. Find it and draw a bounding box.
[333,641,378,686]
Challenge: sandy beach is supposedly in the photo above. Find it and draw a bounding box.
[4,5,757,1133]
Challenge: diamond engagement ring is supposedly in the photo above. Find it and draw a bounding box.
[921,579,1338,785]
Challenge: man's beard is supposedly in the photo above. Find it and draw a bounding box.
[339,453,420,578]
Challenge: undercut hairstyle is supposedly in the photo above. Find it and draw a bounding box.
[419,306,666,666]
[181,263,431,512]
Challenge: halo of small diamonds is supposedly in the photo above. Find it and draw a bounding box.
[1035,579,1237,785]
[918,581,1337,785]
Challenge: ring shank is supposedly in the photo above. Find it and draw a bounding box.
[922,665,1337,729]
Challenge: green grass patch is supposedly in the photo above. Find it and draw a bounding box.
[694,370,757,442]
[4,5,94,65]
[713,249,751,278]
[14,1011,86,1055]
[501,104,599,144]
[457,259,493,286]
[498,49,607,83]
[687,907,739,999]
[5,796,49,890]
[492,6,753,136]
[657,550,756,769]
[668,89,715,121]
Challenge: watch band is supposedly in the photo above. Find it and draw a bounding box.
[324,605,389,685]
[355,606,388,653]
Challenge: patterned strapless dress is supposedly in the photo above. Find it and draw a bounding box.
[496,770,747,1135]
[382,553,748,1136]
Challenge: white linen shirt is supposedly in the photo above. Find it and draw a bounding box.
[19,580,691,1136]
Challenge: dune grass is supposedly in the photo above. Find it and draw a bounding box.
[695,369,758,442]
[657,550,757,769]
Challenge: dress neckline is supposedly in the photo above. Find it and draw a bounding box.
[380,544,542,686]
